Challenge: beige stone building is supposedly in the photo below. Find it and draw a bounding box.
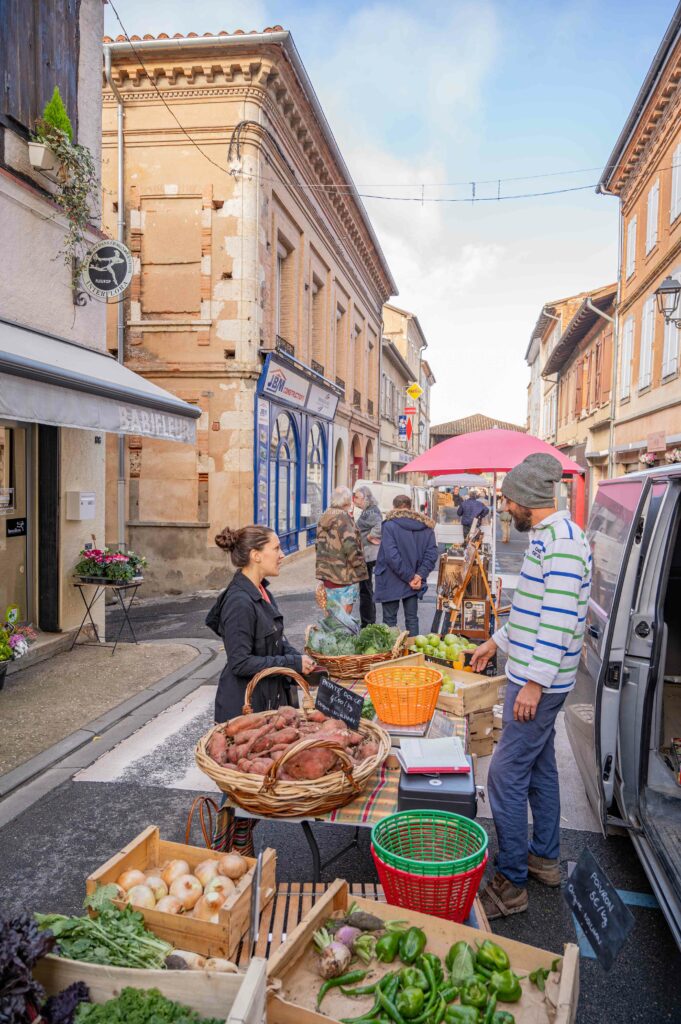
[379,304,431,480]
[102,28,396,592]
[598,9,681,473]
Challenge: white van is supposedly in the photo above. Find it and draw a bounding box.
[566,466,681,947]
[353,479,421,516]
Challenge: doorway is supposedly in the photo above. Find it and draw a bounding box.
[0,423,30,620]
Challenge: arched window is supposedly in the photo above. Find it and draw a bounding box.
[306,421,326,524]
[269,413,298,551]
[334,437,345,488]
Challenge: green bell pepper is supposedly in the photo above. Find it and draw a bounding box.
[487,972,522,1004]
[444,1007,480,1024]
[460,979,489,1010]
[419,953,444,986]
[399,927,428,965]
[446,942,476,985]
[400,968,429,991]
[482,993,497,1024]
[439,986,459,1004]
[396,987,425,1020]
[528,967,550,993]
[377,932,403,964]
[475,941,510,974]
[491,1014,515,1024]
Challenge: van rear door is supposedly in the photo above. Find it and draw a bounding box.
[565,477,650,832]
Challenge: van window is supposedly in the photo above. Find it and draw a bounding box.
[588,480,645,637]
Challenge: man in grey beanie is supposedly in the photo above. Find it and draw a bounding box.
[471,453,592,919]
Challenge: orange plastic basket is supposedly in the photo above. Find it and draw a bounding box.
[365,665,443,726]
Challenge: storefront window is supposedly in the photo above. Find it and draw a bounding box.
[269,413,298,551]
[306,421,326,525]
[0,424,29,619]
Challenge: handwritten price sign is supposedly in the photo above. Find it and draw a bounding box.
[563,849,634,970]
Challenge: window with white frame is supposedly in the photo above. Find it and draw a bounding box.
[662,272,681,378]
[646,180,660,253]
[638,296,655,390]
[626,216,637,278]
[620,316,634,399]
[671,142,681,224]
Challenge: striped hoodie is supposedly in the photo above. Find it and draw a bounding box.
[493,509,592,693]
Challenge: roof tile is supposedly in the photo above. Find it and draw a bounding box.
[103,28,288,46]
[431,413,527,438]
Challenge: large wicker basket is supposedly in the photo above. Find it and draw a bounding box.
[195,667,391,817]
[304,624,408,680]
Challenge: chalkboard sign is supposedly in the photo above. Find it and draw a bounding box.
[315,677,364,729]
[563,849,635,970]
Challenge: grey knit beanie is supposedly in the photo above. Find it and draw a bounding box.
[502,453,562,508]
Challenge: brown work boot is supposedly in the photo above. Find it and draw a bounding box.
[527,852,561,887]
[479,871,528,919]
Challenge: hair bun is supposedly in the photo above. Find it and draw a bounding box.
[215,527,238,552]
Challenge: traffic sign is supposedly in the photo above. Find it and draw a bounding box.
[404,406,417,414]
[406,418,413,441]
[406,382,423,401]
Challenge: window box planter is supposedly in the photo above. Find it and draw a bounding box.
[27,140,60,181]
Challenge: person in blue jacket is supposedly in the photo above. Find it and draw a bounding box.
[457,488,489,538]
[374,494,439,636]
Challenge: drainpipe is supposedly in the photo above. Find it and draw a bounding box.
[377,318,384,479]
[104,46,126,551]
[596,182,623,479]
[585,297,614,325]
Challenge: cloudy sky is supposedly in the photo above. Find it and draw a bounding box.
[105,0,677,427]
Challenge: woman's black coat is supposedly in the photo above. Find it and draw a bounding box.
[213,571,303,723]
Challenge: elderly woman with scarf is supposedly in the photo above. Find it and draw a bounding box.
[352,484,383,627]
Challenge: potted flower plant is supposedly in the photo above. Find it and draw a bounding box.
[28,86,74,178]
[74,548,147,584]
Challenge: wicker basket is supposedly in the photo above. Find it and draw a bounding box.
[364,664,443,725]
[304,624,408,681]
[195,667,391,817]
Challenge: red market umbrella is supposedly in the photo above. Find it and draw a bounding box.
[399,429,585,594]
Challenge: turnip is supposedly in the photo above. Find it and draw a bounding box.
[334,925,362,949]
[312,926,352,979]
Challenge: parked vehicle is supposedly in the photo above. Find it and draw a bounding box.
[353,479,422,516]
[565,466,681,947]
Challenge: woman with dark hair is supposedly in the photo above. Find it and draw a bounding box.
[208,525,315,854]
[211,524,315,723]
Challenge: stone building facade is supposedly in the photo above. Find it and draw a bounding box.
[102,29,396,592]
[379,304,431,480]
[598,9,681,474]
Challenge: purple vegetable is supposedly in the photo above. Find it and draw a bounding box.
[335,926,362,949]
[312,927,353,979]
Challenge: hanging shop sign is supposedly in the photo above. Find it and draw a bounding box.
[81,239,134,301]
[258,355,338,421]
[406,382,423,401]
[398,414,407,440]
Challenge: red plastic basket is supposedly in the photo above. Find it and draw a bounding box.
[372,848,488,923]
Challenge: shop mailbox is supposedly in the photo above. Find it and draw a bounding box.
[66,491,96,521]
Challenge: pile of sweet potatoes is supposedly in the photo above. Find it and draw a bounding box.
[206,707,381,780]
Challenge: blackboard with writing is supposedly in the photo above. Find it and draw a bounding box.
[315,677,364,729]
[563,849,635,970]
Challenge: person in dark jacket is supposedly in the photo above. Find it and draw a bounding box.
[209,524,315,855]
[457,489,489,538]
[374,495,439,636]
[352,484,382,627]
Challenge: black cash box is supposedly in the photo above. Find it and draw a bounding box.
[397,755,477,818]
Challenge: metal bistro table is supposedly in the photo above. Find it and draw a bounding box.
[71,576,143,655]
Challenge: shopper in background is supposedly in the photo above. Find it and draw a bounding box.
[471,453,592,919]
[457,488,489,538]
[353,484,383,627]
[451,485,462,509]
[315,486,367,624]
[374,495,438,636]
[499,507,513,543]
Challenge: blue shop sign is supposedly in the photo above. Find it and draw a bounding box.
[257,353,339,421]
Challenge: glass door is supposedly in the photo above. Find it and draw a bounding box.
[0,424,29,621]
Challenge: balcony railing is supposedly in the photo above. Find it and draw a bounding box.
[276,335,295,358]
[353,389,361,410]
[367,399,374,416]
[335,376,346,396]
[311,359,325,377]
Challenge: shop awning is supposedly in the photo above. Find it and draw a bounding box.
[0,317,200,443]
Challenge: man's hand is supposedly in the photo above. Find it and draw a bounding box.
[409,575,422,590]
[513,681,543,721]
[470,637,497,672]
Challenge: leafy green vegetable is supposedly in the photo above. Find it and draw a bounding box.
[309,620,398,656]
[74,987,223,1024]
[361,697,376,720]
[0,911,55,1023]
[35,887,172,971]
[355,624,398,653]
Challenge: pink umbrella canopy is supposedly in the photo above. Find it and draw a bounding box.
[399,429,584,476]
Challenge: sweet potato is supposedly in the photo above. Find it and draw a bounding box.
[347,730,363,746]
[273,706,299,727]
[252,725,299,754]
[321,717,347,732]
[241,721,277,756]
[237,756,274,775]
[225,713,263,738]
[207,731,228,764]
[356,739,379,760]
[286,746,338,780]
[307,710,327,723]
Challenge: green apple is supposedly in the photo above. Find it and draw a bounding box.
[414,635,427,649]
[424,644,434,656]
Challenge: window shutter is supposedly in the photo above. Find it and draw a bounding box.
[646,181,659,253]
[574,361,583,416]
[620,317,633,399]
[626,216,637,277]
[594,343,602,406]
[638,298,654,389]
[600,328,613,404]
[671,142,681,223]
[662,278,680,377]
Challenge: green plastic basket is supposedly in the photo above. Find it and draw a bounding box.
[371,810,488,877]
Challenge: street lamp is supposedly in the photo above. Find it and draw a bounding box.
[654,276,681,328]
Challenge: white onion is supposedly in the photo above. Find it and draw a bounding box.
[169,873,203,911]
[194,859,219,888]
[145,874,169,901]
[205,957,239,973]
[173,949,206,969]
[193,891,225,922]
[205,875,235,900]
[117,868,147,892]
[126,884,156,909]
[217,853,248,880]
[161,859,190,887]
[156,895,183,915]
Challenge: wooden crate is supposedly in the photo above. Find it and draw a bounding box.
[86,826,276,960]
[34,954,266,1024]
[384,651,506,716]
[266,880,579,1024]
[469,735,494,757]
[468,709,494,739]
